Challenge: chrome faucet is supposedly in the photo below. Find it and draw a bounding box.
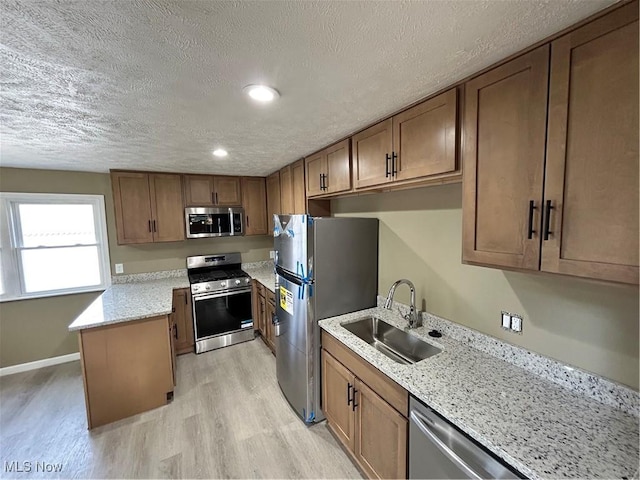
[384,279,422,329]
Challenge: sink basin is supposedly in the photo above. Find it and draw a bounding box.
[341,317,441,365]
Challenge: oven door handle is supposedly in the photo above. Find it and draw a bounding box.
[192,289,251,301]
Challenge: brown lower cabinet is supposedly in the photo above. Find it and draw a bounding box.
[78,315,174,429]
[322,331,408,479]
[171,288,194,355]
[252,280,276,355]
[265,291,276,353]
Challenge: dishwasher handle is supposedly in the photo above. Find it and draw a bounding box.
[410,410,482,480]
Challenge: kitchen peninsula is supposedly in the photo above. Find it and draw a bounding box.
[68,263,276,429]
[68,275,189,429]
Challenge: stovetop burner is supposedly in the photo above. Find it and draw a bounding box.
[186,253,251,294]
[188,268,248,284]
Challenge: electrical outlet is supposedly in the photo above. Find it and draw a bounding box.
[269,250,275,259]
[510,314,523,333]
[115,263,124,274]
[501,311,511,330]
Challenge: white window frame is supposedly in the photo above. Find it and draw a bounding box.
[0,192,111,302]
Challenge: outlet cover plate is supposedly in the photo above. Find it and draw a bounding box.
[511,315,523,333]
[501,311,511,329]
[115,263,124,274]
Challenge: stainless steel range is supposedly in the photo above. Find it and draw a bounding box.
[187,253,254,354]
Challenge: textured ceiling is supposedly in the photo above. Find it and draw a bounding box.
[0,0,615,176]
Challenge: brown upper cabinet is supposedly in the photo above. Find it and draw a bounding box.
[353,88,458,189]
[305,139,351,197]
[291,159,307,214]
[266,171,281,234]
[463,1,638,284]
[241,177,268,236]
[183,174,242,206]
[542,3,638,284]
[111,171,185,245]
[462,46,549,272]
[279,165,294,214]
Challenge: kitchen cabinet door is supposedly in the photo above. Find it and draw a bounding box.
[265,293,276,354]
[169,314,176,386]
[291,159,307,214]
[353,118,393,189]
[79,315,174,428]
[305,152,325,197]
[462,46,549,271]
[354,379,407,480]
[266,172,281,235]
[251,281,261,334]
[393,88,457,181]
[279,165,294,215]
[213,176,242,206]
[325,139,351,194]
[149,173,185,242]
[111,171,154,245]
[184,175,241,206]
[242,177,268,236]
[542,3,639,284]
[172,288,194,355]
[322,350,356,452]
[183,175,216,206]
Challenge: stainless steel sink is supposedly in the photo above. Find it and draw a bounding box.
[341,317,441,365]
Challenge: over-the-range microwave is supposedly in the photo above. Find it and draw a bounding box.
[185,207,244,238]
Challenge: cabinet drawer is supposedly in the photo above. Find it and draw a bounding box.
[322,330,408,417]
[266,288,275,305]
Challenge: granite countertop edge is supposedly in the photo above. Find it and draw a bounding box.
[69,264,277,332]
[319,307,639,480]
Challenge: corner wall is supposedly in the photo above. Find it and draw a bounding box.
[332,183,639,389]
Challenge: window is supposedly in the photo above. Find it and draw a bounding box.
[0,193,111,301]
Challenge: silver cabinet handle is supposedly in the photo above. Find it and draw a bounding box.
[410,410,482,480]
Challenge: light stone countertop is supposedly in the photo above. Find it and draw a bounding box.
[319,307,639,480]
[68,264,276,332]
[68,276,190,331]
[243,262,276,293]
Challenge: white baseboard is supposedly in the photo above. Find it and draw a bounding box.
[0,352,80,377]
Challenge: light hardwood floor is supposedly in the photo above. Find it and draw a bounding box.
[0,338,363,479]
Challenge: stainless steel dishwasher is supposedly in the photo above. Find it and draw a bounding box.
[409,396,526,479]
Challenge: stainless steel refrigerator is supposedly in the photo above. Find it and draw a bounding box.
[273,215,379,423]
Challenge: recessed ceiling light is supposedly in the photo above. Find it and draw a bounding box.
[243,84,279,102]
[212,149,228,157]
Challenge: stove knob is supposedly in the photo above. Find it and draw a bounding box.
[205,285,210,290]
[221,281,227,288]
[235,279,241,286]
[245,278,250,284]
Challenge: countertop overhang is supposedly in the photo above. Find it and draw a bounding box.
[68,277,190,331]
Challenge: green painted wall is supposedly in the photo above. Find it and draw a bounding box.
[332,183,639,389]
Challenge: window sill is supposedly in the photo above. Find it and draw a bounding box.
[0,285,108,303]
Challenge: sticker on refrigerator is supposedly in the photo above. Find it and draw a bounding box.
[280,286,294,315]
